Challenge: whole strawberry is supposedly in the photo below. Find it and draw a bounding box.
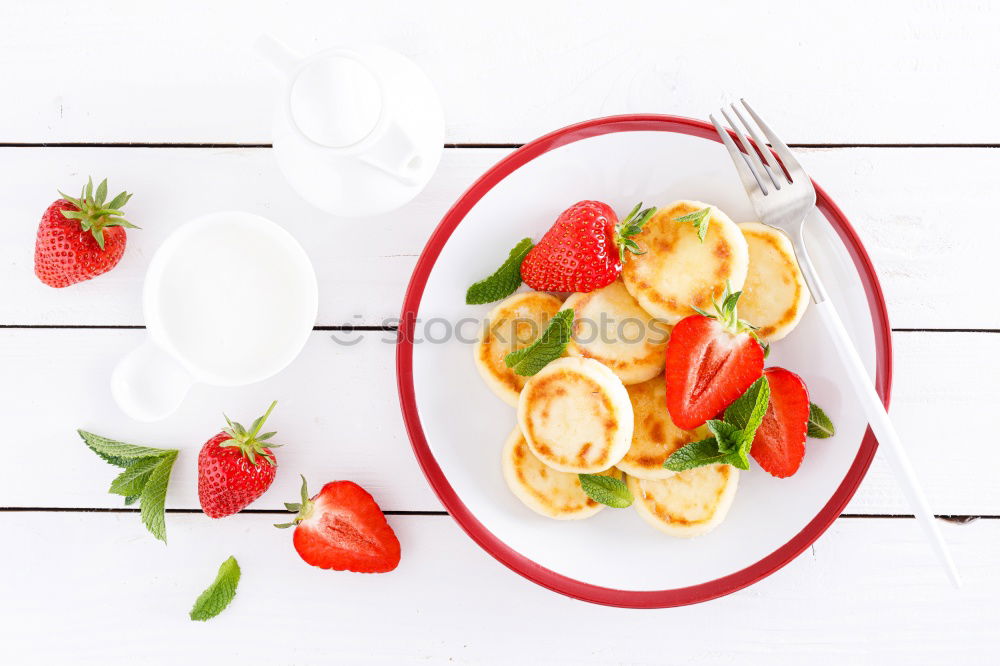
[520,200,655,293]
[34,177,138,288]
[198,401,281,519]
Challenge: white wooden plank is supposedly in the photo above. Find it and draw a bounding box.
[1,1,999,144]
[843,331,997,515]
[0,512,994,664]
[0,146,474,329]
[0,328,994,515]
[3,146,1000,329]
[0,329,441,512]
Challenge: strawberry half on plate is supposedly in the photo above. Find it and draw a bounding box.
[664,287,765,430]
[750,367,811,478]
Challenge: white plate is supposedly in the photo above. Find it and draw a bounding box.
[398,115,891,607]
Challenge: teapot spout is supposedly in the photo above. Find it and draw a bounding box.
[255,34,300,76]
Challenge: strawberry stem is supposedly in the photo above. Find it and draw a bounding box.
[57,177,138,251]
[220,400,281,467]
[614,202,657,263]
[274,475,313,528]
[694,282,760,338]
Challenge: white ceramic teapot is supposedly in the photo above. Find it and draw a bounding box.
[257,35,445,217]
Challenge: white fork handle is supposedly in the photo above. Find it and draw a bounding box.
[812,298,961,587]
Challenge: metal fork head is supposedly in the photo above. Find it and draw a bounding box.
[710,99,816,235]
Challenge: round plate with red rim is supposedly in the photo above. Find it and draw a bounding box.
[397,115,890,608]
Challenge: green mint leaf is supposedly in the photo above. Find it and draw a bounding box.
[664,438,748,471]
[504,308,574,376]
[807,402,836,438]
[664,378,772,473]
[189,556,241,622]
[108,456,162,497]
[123,494,141,506]
[706,419,743,454]
[578,474,633,508]
[724,376,771,441]
[673,207,712,242]
[139,451,178,543]
[465,237,534,305]
[78,430,174,468]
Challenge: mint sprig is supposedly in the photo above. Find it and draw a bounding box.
[664,377,770,472]
[504,308,574,376]
[190,556,241,622]
[465,237,534,305]
[807,402,836,438]
[578,474,633,508]
[78,430,179,543]
[673,206,712,242]
[660,437,735,471]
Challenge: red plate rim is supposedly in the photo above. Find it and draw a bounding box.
[396,114,892,608]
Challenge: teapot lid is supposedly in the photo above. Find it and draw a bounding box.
[290,56,382,148]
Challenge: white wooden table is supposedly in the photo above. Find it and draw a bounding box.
[2,1,998,663]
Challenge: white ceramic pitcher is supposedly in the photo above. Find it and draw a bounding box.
[257,35,445,217]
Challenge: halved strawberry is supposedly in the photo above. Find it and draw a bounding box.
[664,287,765,429]
[750,367,810,478]
[276,476,400,573]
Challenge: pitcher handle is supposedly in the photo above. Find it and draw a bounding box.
[359,121,424,186]
[256,34,300,77]
[111,338,194,422]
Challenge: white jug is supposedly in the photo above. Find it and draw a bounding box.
[257,35,445,217]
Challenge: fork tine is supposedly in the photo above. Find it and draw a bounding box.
[740,99,805,180]
[709,113,765,197]
[730,103,788,186]
[720,107,774,195]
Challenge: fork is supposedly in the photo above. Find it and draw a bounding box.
[711,100,961,588]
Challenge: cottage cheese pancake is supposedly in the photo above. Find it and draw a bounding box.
[616,376,709,480]
[737,221,809,342]
[627,464,739,537]
[564,279,670,385]
[622,201,749,324]
[474,292,564,406]
[501,427,622,519]
[517,357,633,473]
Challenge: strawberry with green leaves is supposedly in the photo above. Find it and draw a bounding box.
[665,286,766,430]
[198,401,281,519]
[465,201,656,304]
[34,177,138,288]
[521,201,656,293]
